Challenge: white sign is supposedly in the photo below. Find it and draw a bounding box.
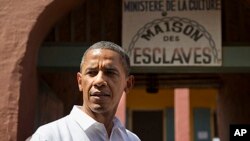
[198,131,209,139]
[122,0,222,66]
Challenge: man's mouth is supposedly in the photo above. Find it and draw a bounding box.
[90,92,110,97]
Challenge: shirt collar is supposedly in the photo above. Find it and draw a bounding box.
[70,105,97,130]
[69,105,127,133]
[113,116,126,130]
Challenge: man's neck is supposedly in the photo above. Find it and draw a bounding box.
[82,107,115,137]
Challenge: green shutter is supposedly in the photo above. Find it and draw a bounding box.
[194,108,211,141]
[166,108,174,141]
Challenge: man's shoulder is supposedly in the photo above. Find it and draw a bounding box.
[30,116,72,140]
[37,116,70,131]
[125,129,141,141]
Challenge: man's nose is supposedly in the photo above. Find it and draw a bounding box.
[94,71,107,87]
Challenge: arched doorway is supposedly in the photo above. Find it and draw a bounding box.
[17,1,83,140]
[25,0,121,140]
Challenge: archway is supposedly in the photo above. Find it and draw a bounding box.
[16,0,83,140]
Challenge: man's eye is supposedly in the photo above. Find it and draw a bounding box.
[106,70,117,75]
[86,71,97,76]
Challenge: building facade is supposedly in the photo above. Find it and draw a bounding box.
[1,0,250,141]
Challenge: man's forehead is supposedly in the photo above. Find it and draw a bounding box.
[89,48,102,56]
[85,48,121,60]
[83,49,122,66]
[84,59,117,67]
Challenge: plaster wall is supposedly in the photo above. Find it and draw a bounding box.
[0,0,82,140]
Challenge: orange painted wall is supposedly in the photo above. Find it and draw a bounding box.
[127,87,218,140]
[127,87,217,109]
[127,87,174,109]
[190,88,217,109]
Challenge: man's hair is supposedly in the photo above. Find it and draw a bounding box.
[80,41,131,75]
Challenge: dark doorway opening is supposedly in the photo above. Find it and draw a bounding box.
[132,110,163,141]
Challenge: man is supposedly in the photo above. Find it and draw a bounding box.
[30,41,140,141]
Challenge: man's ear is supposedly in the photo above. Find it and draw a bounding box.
[124,75,135,94]
[77,72,83,91]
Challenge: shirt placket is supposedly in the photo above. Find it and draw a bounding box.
[95,123,109,141]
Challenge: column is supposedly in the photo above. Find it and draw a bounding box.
[116,93,126,125]
[174,88,190,141]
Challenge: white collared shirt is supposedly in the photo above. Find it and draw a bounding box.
[30,106,140,141]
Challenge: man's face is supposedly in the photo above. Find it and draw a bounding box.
[77,49,133,115]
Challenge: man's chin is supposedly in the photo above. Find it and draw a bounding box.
[90,105,108,114]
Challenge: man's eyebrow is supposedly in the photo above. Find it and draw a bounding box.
[85,67,96,70]
[84,65,118,70]
[104,66,119,71]
[84,66,98,71]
